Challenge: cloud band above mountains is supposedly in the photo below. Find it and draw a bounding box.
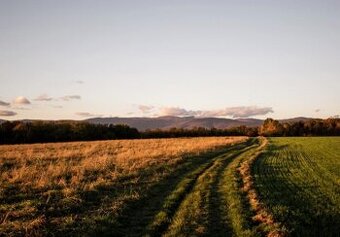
[139,105,273,118]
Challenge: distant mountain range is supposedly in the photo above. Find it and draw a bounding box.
[85,116,313,131]
[0,116,315,131]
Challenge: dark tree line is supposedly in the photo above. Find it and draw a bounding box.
[0,121,140,144]
[141,126,258,138]
[0,118,339,144]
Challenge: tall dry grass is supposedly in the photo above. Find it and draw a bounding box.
[0,137,246,236]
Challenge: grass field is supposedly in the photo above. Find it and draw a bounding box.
[253,137,340,236]
[0,137,246,236]
[0,137,339,236]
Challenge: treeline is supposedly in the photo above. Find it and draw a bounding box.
[0,121,140,144]
[142,118,340,138]
[0,118,339,144]
[142,126,258,138]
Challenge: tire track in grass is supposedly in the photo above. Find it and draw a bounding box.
[149,137,284,237]
[162,159,222,237]
[219,140,262,237]
[207,154,238,237]
[162,142,257,237]
[207,142,259,237]
[117,141,251,237]
[147,139,258,237]
[147,160,216,236]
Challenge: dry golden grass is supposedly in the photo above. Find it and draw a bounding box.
[1,137,246,191]
[0,137,246,236]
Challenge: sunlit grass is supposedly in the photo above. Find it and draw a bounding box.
[0,137,245,236]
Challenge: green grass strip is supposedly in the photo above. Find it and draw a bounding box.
[219,139,263,237]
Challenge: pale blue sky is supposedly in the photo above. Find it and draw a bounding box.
[0,0,339,120]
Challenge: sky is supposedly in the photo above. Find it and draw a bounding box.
[0,0,339,120]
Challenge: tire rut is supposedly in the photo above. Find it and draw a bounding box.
[147,158,219,236]
[112,139,261,237]
[207,144,258,237]
[116,142,251,237]
[158,140,258,237]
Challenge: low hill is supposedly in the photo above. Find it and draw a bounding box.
[0,117,316,131]
[86,116,264,131]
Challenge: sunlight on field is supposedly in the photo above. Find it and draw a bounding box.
[0,137,246,236]
[1,136,339,236]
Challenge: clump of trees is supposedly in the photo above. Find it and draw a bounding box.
[259,118,340,136]
[0,121,140,144]
[258,118,284,136]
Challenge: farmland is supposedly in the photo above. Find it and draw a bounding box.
[0,137,339,236]
[0,137,245,236]
[253,137,340,236]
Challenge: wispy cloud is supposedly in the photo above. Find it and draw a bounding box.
[138,105,154,114]
[13,96,31,105]
[0,110,17,116]
[51,105,63,109]
[0,100,10,106]
[61,95,81,101]
[34,94,53,101]
[75,112,100,117]
[12,107,30,110]
[158,106,273,118]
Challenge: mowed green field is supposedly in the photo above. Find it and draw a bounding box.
[0,137,339,236]
[253,137,340,236]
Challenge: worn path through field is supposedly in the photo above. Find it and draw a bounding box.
[104,137,272,237]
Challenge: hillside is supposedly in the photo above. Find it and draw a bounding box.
[0,117,316,131]
[86,116,264,131]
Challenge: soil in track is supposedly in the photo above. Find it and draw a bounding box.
[99,138,262,237]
